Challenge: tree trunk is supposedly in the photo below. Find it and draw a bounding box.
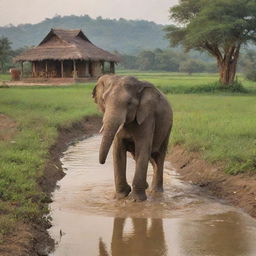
[218,60,237,85]
[0,61,4,74]
[217,45,240,86]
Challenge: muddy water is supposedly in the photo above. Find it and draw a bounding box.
[49,135,256,256]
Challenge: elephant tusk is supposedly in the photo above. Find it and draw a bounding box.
[99,125,104,134]
[116,123,124,135]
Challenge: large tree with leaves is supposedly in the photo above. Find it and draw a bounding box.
[165,0,256,85]
[0,37,12,73]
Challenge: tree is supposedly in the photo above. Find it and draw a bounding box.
[0,37,12,73]
[179,59,205,74]
[243,50,256,81]
[137,51,155,70]
[165,0,256,85]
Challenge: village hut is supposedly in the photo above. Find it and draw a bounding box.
[14,28,119,81]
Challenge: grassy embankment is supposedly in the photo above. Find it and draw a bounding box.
[0,84,98,240]
[0,72,255,240]
[0,74,10,82]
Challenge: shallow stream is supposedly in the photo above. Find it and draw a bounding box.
[49,135,256,256]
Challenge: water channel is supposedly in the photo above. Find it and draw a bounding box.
[49,135,256,256]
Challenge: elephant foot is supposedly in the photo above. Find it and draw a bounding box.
[114,185,131,200]
[130,190,147,202]
[150,186,164,193]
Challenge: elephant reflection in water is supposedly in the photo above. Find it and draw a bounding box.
[99,218,167,256]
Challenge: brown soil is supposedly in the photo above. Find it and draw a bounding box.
[0,114,17,141]
[168,146,256,218]
[2,116,256,255]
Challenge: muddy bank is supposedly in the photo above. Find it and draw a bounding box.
[35,115,102,255]
[168,146,256,218]
[1,116,101,256]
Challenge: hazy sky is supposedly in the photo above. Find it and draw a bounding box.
[0,0,178,26]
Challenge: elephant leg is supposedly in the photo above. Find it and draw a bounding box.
[150,152,165,192]
[131,143,150,201]
[111,218,126,256]
[113,136,131,199]
[151,136,169,193]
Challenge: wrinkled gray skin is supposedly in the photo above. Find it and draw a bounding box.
[92,74,173,201]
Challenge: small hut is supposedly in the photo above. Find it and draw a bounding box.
[14,28,119,81]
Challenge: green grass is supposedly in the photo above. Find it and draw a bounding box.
[0,71,256,240]
[0,84,98,236]
[117,70,256,94]
[168,94,256,174]
[0,74,11,82]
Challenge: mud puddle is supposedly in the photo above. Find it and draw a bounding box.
[49,135,256,256]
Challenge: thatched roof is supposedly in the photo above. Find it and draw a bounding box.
[14,29,119,62]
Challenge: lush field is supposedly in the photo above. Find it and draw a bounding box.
[0,85,98,239]
[117,70,256,93]
[0,74,11,81]
[0,72,255,240]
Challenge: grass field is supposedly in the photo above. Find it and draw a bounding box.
[0,74,11,81]
[117,70,256,93]
[0,85,98,239]
[0,71,255,240]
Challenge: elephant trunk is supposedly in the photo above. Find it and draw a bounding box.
[99,113,125,164]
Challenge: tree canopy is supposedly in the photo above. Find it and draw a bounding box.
[165,0,256,85]
[0,37,12,73]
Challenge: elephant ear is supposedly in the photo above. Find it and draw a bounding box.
[136,83,155,125]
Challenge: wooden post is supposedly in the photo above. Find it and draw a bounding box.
[101,61,105,74]
[73,59,77,78]
[110,61,115,73]
[85,61,90,77]
[61,60,64,78]
[32,62,35,77]
[21,61,24,78]
[45,60,48,77]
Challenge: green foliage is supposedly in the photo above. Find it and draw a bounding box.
[243,50,256,81]
[165,0,256,85]
[0,37,12,73]
[118,48,217,72]
[166,0,256,50]
[159,81,247,94]
[179,59,205,74]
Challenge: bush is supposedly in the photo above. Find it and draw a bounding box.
[158,81,247,94]
[245,69,256,82]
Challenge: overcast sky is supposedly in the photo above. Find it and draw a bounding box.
[0,0,178,26]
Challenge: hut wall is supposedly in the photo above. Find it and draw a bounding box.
[47,60,61,77]
[34,61,45,76]
[91,61,103,77]
[77,60,86,77]
[63,60,73,77]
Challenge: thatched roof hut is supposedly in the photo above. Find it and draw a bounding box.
[14,28,119,81]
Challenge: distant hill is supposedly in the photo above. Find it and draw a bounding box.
[0,15,169,54]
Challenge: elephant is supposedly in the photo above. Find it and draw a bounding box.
[99,217,167,256]
[92,74,173,201]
